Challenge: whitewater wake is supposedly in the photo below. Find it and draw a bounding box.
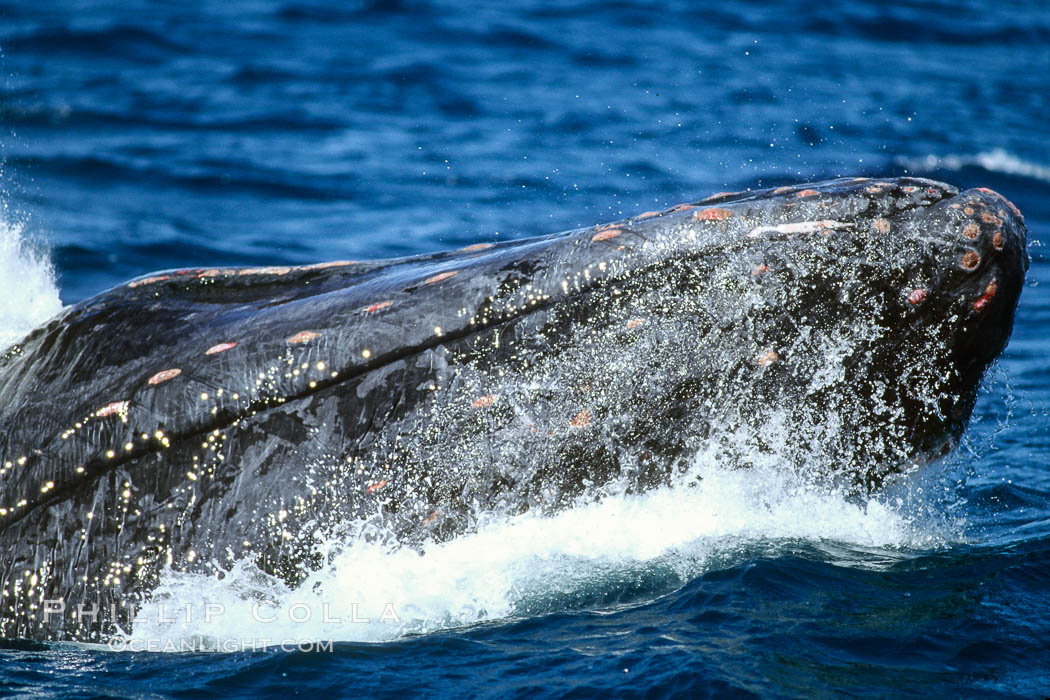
[122,453,955,651]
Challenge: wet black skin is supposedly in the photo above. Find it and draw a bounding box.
[0,177,1027,640]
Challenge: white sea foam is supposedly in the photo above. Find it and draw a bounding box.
[124,453,951,652]
[0,214,63,350]
[897,148,1050,184]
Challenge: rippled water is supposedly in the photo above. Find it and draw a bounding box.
[2,0,1049,696]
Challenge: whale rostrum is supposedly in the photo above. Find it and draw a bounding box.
[0,177,1028,640]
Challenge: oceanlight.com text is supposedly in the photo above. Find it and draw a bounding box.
[107,637,336,653]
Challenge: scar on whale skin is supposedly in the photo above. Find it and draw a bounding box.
[973,281,998,312]
[205,342,237,355]
[366,479,389,494]
[128,275,170,288]
[147,369,182,386]
[94,401,128,418]
[424,271,458,284]
[363,301,394,314]
[592,228,623,242]
[287,331,321,344]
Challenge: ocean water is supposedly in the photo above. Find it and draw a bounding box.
[2,0,1049,697]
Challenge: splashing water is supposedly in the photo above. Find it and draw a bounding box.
[0,216,63,350]
[123,450,955,652]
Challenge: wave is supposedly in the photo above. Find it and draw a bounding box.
[896,149,1050,185]
[123,455,953,652]
[0,216,63,351]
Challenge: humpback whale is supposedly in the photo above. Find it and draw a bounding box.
[0,177,1027,641]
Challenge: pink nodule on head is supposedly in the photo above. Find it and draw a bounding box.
[667,203,695,213]
[205,342,237,355]
[625,318,645,329]
[907,289,928,305]
[472,395,497,408]
[366,479,389,494]
[636,211,662,220]
[569,409,592,428]
[96,401,129,418]
[757,350,779,367]
[872,218,891,234]
[981,211,1002,226]
[592,228,622,242]
[460,243,493,252]
[287,331,321,344]
[795,189,820,198]
[773,186,794,195]
[363,301,394,314]
[148,368,182,386]
[424,271,457,285]
[962,223,980,239]
[694,207,733,221]
[751,264,770,277]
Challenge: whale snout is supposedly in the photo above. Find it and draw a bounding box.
[956,187,1027,298]
[902,186,1028,380]
[946,188,1027,362]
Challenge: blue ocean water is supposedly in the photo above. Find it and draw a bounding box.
[1,0,1049,696]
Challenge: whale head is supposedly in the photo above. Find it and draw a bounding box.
[901,186,1027,397]
[687,178,1028,483]
[0,176,1027,640]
